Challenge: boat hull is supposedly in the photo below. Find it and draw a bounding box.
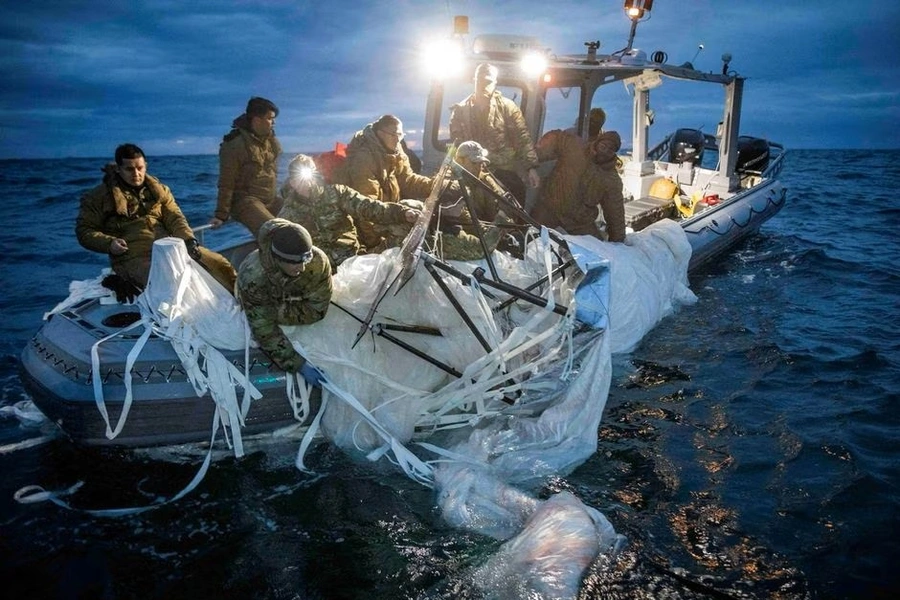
[20,298,313,447]
[683,179,787,271]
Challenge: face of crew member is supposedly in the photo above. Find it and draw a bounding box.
[117,156,147,188]
[276,257,308,278]
[376,123,404,152]
[291,177,309,198]
[474,66,498,98]
[251,110,277,137]
[457,155,484,176]
[291,176,313,198]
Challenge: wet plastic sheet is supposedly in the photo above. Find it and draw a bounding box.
[276,223,693,597]
[470,491,623,599]
[567,219,697,353]
[424,223,693,597]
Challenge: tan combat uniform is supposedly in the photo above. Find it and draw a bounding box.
[76,168,237,291]
[533,129,626,242]
[333,124,433,249]
[216,114,283,235]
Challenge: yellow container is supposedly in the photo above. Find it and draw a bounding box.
[649,177,678,199]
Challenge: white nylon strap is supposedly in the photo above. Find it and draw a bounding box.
[89,316,152,440]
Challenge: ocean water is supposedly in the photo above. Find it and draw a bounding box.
[1,150,898,599]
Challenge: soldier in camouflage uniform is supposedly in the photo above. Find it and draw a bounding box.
[430,141,510,261]
[76,143,237,294]
[237,219,332,385]
[332,114,435,251]
[449,140,507,221]
[209,97,283,236]
[278,154,420,271]
[448,63,540,205]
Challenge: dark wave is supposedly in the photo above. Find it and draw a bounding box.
[38,193,77,206]
[61,177,101,186]
[834,171,869,181]
[872,205,900,218]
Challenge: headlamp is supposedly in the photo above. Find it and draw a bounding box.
[290,164,323,187]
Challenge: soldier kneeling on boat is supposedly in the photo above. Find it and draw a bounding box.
[237,219,332,387]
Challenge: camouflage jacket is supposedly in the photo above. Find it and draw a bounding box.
[448,91,539,175]
[237,219,333,372]
[215,114,282,221]
[278,182,410,269]
[332,124,433,204]
[76,169,195,272]
[534,129,625,242]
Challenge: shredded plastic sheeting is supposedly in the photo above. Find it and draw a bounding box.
[286,233,579,457]
[16,239,266,517]
[139,238,262,457]
[277,220,693,597]
[43,268,116,320]
[25,221,695,596]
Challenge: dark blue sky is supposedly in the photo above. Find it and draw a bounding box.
[1,0,898,159]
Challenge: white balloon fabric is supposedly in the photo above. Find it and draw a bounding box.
[58,221,694,598]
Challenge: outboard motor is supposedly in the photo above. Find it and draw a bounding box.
[667,128,705,165]
[736,136,770,173]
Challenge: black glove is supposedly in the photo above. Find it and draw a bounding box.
[185,238,202,261]
[101,274,144,303]
[498,232,524,259]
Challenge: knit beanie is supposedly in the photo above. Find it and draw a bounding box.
[270,224,313,263]
[591,131,622,167]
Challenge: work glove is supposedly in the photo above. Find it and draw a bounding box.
[101,273,144,303]
[185,238,202,262]
[497,232,525,259]
[299,362,325,387]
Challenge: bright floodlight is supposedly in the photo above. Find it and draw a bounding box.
[623,0,653,52]
[624,0,653,20]
[422,38,464,80]
[520,52,548,78]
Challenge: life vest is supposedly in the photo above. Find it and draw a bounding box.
[314,142,348,184]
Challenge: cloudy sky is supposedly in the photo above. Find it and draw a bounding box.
[1,0,898,159]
